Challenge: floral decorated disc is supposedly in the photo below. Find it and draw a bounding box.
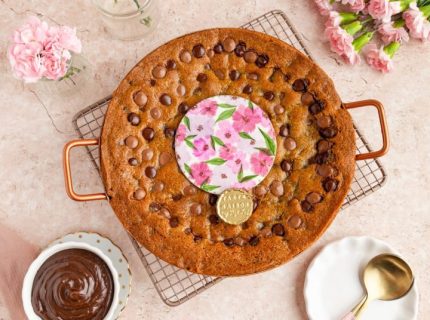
[174,95,277,194]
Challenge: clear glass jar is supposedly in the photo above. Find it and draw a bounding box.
[92,0,159,40]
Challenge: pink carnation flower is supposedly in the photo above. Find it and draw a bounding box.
[403,3,430,41]
[365,44,393,73]
[8,42,45,83]
[314,0,333,16]
[324,26,361,65]
[190,162,212,186]
[368,0,401,22]
[378,22,410,44]
[325,11,342,28]
[336,0,366,12]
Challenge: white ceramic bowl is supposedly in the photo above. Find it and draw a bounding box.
[22,241,120,320]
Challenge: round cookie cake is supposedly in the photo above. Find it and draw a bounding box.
[100,28,355,276]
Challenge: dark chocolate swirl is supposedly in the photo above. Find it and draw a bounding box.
[31,249,114,320]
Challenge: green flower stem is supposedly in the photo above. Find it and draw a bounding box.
[339,13,358,25]
[393,18,406,28]
[420,4,430,18]
[343,21,363,36]
[384,41,401,58]
[353,32,374,52]
[395,0,415,11]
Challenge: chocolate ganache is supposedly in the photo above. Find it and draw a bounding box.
[31,249,114,320]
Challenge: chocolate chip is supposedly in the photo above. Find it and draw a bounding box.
[243,84,253,94]
[317,140,331,153]
[306,192,322,204]
[284,74,291,82]
[172,194,182,201]
[176,84,186,96]
[270,180,284,197]
[279,124,289,137]
[152,181,164,192]
[164,127,175,138]
[317,164,334,177]
[209,194,218,206]
[281,160,292,172]
[169,217,179,228]
[214,69,225,80]
[309,102,323,115]
[128,158,138,166]
[142,127,155,141]
[255,54,269,68]
[159,94,172,106]
[192,44,205,58]
[179,50,192,63]
[234,41,246,57]
[314,151,330,165]
[133,188,146,200]
[288,215,302,229]
[166,59,177,70]
[209,214,220,225]
[184,227,192,235]
[160,208,171,219]
[149,202,161,212]
[197,73,207,82]
[317,115,332,129]
[261,227,272,237]
[292,79,308,92]
[301,92,314,106]
[244,50,258,63]
[301,200,313,212]
[214,43,223,53]
[142,148,154,161]
[323,178,338,192]
[150,79,156,86]
[274,104,285,115]
[272,223,285,236]
[207,49,214,58]
[224,238,235,247]
[190,203,202,215]
[234,237,246,246]
[264,91,275,101]
[150,108,161,119]
[127,112,140,126]
[193,235,202,242]
[178,102,189,114]
[159,151,171,166]
[319,127,338,138]
[133,91,147,107]
[222,37,236,52]
[229,70,240,81]
[284,137,297,151]
[249,236,260,246]
[184,185,196,195]
[145,166,156,178]
[125,136,138,149]
[254,185,267,197]
[152,65,166,79]
[247,73,259,80]
[253,199,259,212]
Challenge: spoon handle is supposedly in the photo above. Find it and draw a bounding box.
[341,294,369,320]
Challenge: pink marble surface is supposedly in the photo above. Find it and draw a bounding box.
[0,1,429,319]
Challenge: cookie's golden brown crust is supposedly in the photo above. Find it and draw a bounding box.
[100,28,355,276]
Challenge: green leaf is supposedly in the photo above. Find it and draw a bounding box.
[237,165,244,181]
[184,163,191,175]
[255,147,271,155]
[185,140,194,149]
[259,128,276,156]
[248,100,254,110]
[183,116,191,130]
[184,134,197,142]
[239,132,253,140]
[240,175,258,183]
[206,158,226,165]
[210,135,225,149]
[215,109,235,123]
[218,103,236,109]
[201,183,220,192]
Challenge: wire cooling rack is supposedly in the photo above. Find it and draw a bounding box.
[72,10,387,306]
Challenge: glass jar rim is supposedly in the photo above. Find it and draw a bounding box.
[92,0,152,18]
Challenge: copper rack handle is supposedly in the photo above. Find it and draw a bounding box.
[343,99,389,161]
[63,139,107,201]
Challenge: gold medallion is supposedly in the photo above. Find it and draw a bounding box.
[216,189,254,225]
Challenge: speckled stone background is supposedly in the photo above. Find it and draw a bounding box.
[0,1,429,319]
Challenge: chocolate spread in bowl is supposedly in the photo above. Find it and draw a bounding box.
[31,249,114,320]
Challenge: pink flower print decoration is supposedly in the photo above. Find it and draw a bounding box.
[219,143,237,161]
[193,136,215,160]
[176,124,187,143]
[227,151,247,174]
[191,162,212,186]
[216,120,239,144]
[199,99,217,116]
[232,105,262,133]
[250,151,273,176]
[233,180,257,190]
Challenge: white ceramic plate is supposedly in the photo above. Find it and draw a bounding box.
[304,236,418,320]
[51,232,132,319]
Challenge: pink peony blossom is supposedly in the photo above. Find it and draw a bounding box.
[232,105,262,133]
[215,120,239,144]
[378,22,410,44]
[336,0,366,12]
[324,26,361,65]
[190,162,212,186]
[368,0,401,22]
[250,151,273,176]
[403,3,430,41]
[175,124,187,142]
[219,143,237,161]
[227,151,246,174]
[314,0,333,16]
[193,136,215,160]
[365,44,394,73]
[7,42,45,83]
[199,99,217,116]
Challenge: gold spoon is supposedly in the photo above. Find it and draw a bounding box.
[341,253,414,320]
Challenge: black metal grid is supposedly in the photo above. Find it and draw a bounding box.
[72,10,386,306]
